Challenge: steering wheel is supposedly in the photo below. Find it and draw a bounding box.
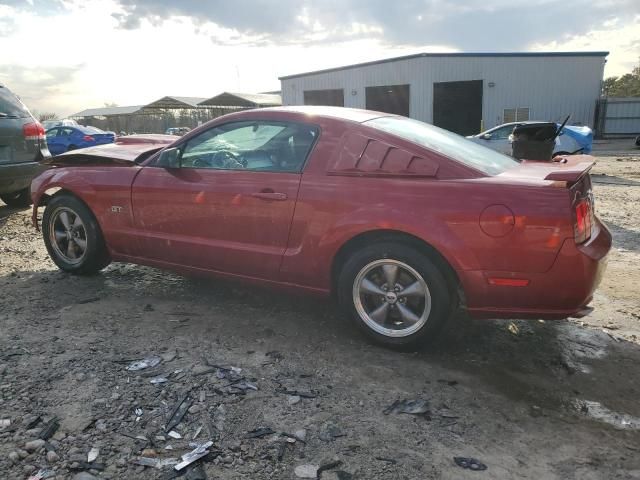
[212,150,245,168]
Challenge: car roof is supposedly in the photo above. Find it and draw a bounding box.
[257,106,391,124]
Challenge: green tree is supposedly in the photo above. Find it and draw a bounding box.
[602,60,640,97]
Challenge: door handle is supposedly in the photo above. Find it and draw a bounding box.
[251,190,288,201]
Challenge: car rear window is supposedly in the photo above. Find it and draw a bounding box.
[0,86,30,118]
[365,116,519,175]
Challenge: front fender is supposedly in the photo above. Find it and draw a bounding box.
[31,167,99,231]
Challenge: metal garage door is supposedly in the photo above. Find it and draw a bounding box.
[433,80,483,136]
[365,85,410,117]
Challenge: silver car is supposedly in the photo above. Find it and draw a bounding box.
[467,121,593,156]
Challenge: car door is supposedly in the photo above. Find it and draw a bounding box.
[483,125,514,155]
[131,119,318,280]
[45,128,64,155]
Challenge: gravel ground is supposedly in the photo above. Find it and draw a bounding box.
[1,154,639,480]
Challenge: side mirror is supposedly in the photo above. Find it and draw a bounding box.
[156,147,181,168]
[481,133,492,140]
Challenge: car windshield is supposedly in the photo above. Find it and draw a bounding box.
[0,86,30,118]
[365,116,519,175]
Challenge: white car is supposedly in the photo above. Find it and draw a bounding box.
[467,121,593,156]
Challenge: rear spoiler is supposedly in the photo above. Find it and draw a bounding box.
[522,155,595,184]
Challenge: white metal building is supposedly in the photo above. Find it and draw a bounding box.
[279,52,608,135]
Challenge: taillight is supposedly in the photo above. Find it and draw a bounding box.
[574,198,592,244]
[83,135,95,142]
[23,122,45,141]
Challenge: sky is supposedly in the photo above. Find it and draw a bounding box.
[0,0,638,117]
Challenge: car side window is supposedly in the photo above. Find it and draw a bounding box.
[491,126,513,140]
[46,128,59,138]
[61,128,75,136]
[178,121,318,173]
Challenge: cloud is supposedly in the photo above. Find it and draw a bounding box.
[0,64,84,112]
[110,0,640,50]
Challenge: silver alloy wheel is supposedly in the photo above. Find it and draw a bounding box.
[353,259,432,337]
[49,206,88,265]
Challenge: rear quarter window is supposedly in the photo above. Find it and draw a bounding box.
[365,116,519,176]
[0,86,30,118]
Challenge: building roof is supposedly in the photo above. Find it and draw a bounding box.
[279,51,610,80]
[144,96,208,109]
[199,92,282,108]
[70,105,143,117]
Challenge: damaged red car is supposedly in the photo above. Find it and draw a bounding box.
[31,107,611,348]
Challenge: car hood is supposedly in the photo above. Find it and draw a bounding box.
[40,135,177,166]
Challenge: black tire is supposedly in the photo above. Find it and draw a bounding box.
[42,193,111,274]
[1,187,32,208]
[337,242,452,350]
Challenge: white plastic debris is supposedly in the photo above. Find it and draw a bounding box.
[150,376,169,384]
[174,441,214,471]
[167,430,182,439]
[87,447,99,463]
[0,419,10,428]
[126,355,162,371]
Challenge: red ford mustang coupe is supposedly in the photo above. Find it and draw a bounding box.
[31,107,611,348]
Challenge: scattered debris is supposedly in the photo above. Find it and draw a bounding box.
[168,430,183,439]
[294,464,319,478]
[87,447,99,463]
[38,417,60,440]
[166,392,193,432]
[384,399,431,417]
[288,395,302,405]
[126,355,162,371]
[454,457,488,471]
[0,418,10,428]
[245,427,275,439]
[174,441,214,471]
[294,429,307,442]
[150,375,169,384]
[132,457,179,469]
[28,468,55,480]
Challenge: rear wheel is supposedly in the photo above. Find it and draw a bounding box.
[338,242,452,349]
[42,194,110,274]
[1,187,32,208]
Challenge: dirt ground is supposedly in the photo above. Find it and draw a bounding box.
[1,153,639,480]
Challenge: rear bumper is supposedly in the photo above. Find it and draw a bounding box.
[463,218,612,320]
[0,161,46,195]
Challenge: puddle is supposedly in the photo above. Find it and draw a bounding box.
[556,323,608,374]
[574,399,640,430]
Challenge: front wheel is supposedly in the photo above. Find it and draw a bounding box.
[337,242,452,349]
[1,187,32,208]
[42,194,111,274]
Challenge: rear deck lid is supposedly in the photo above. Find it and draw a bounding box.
[495,155,595,185]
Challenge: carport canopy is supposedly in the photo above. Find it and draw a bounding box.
[199,92,282,108]
[143,96,208,109]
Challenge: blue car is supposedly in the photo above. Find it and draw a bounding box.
[45,125,115,156]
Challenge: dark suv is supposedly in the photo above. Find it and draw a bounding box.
[0,84,50,207]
